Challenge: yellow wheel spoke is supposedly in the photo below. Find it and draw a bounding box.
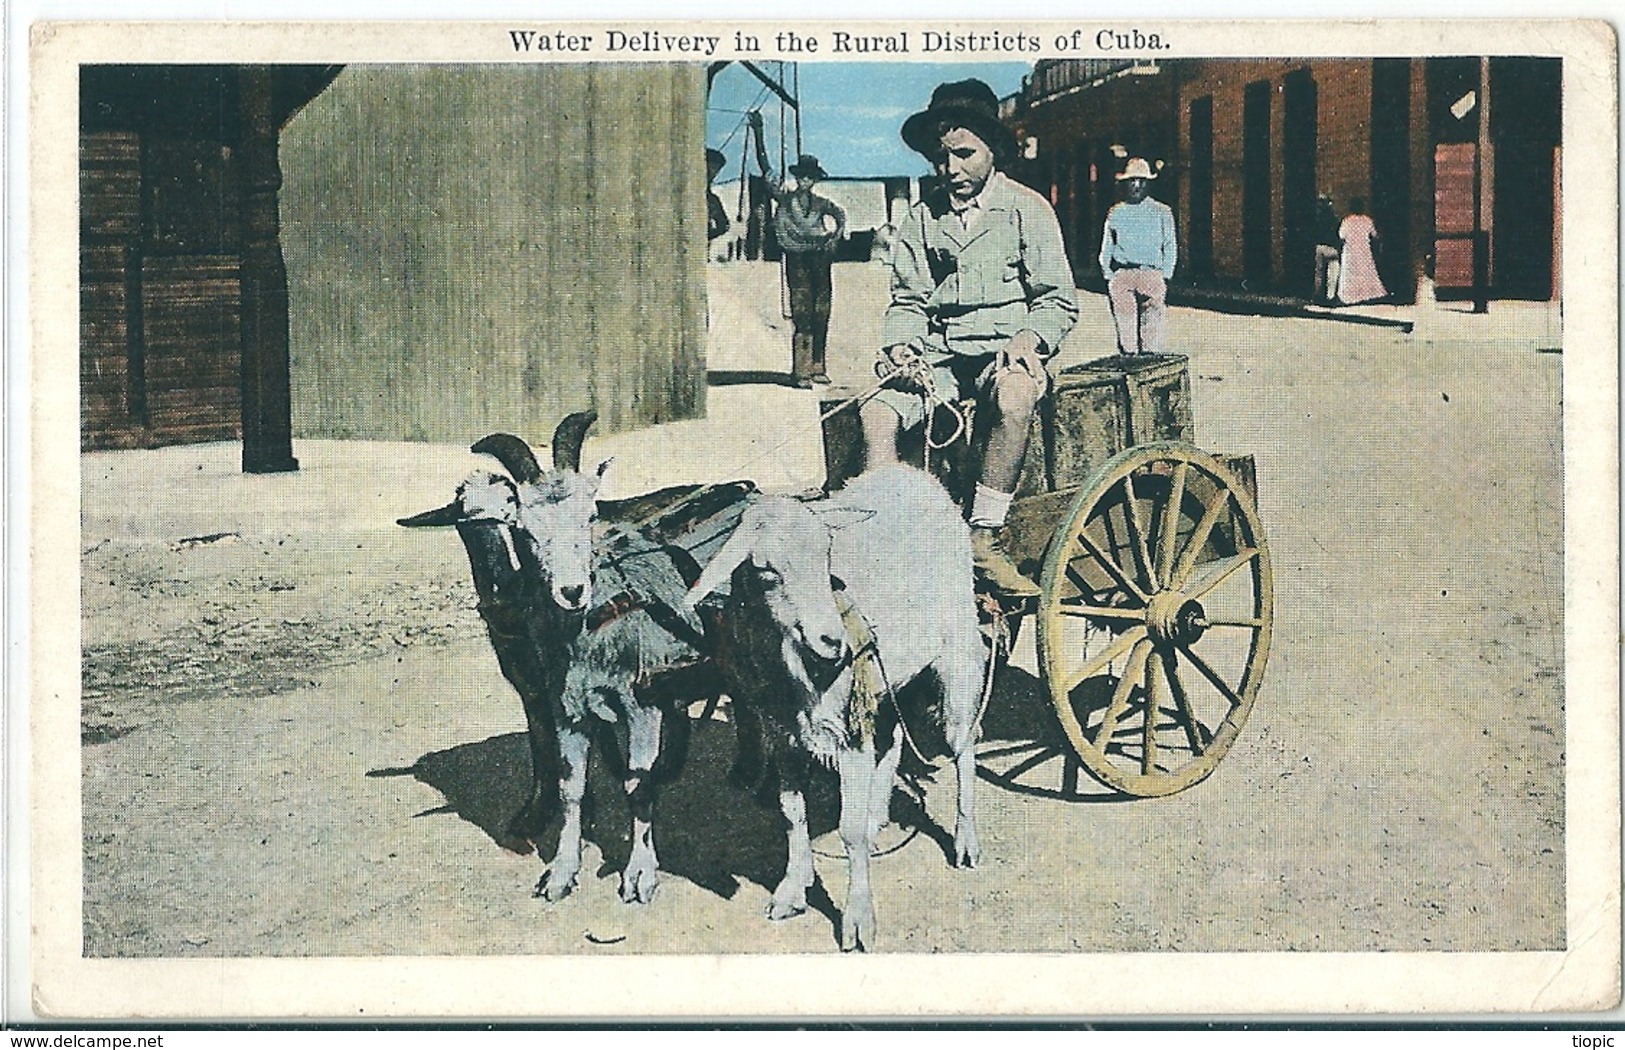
[1055,600,1147,623]
[1156,461,1189,584]
[1094,638,1152,751]
[1181,548,1260,602]
[1120,472,1159,592]
[1161,649,1208,756]
[1179,641,1244,710]
[1077,529,1149,605]
[1057,625,1148,697]
[1171,486,1233,589]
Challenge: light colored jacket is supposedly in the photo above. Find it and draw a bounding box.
[884,173,1078,357]
[1099,197,1178,280]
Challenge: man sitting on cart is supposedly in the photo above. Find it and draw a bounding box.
[859,78,1078,597]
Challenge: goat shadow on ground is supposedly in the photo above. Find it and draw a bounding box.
[372,714,964,935]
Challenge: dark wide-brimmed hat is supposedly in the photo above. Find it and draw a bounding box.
[705,147,727,172]
[900,78,1016,161]
[787,154,828,180]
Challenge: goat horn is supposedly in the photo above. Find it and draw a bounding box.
[550,410,598,473]
[471,433,544,484]
[397,501,464,527]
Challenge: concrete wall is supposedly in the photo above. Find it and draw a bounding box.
[280,63,708,444]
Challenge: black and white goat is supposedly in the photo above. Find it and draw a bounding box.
[685,464,986,951]
[401,412,716,904]
[396,413,600,842]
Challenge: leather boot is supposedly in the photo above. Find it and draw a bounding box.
[810,331,830,384]
[791,333,815,388]
[971,527,1039,597]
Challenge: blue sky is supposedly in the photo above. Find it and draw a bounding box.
[707,62,1032,180]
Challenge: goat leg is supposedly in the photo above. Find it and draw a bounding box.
[941,640,985,869]
[837,747,881,952]
[868,734,902,842]
[767,751,814,921]
[727,699,768,792]
[509,698,560,844]
[537,723,590,902]
[620,706,663,905]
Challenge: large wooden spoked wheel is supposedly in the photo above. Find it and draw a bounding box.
[1035,442,1273,797]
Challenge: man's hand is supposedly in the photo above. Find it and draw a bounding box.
[877,343,925,391]
[746,110,763,130]
[998,330,1045,380]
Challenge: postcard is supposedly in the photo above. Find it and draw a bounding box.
[22,14,1620,1020]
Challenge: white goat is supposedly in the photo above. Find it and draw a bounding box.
[685,464,985,951]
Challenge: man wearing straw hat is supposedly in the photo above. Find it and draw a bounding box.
[859,78,1078,597]
[1099,157,1177,356]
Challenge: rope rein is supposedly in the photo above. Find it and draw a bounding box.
[873,354,966,475]
[846,589,1008,772]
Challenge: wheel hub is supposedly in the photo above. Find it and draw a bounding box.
[1146,592,1208,646]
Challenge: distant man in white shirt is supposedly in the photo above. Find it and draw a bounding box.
[1099,157,1177,355]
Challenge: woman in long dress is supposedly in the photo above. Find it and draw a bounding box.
[1336,197,1389,305]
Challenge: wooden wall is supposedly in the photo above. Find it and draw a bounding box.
[279,64,709,445]
[80,129,245,450]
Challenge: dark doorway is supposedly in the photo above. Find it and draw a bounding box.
[1370,58,1413,302]
[1281,68,1319,298]
[1187,95,1214,281]
[1490,57,1561,300]
[1071,139,1094,284]
[1242,79,1273,287]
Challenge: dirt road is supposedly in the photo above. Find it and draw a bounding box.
[79,263,1564,959]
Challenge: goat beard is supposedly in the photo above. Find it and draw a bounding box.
[780,635,856,767]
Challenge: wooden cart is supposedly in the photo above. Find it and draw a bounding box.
[821,354,1273,799]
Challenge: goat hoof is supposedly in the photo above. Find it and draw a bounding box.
[955,832,981,870]
[536,869,577,902]
[766,895,807,921]
[620,868,660,905]
[840,912,874,952]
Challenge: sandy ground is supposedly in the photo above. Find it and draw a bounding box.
[79,261,1564,958]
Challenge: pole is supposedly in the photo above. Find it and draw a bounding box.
[237,65,300,473]
[792,62,803,158]
[1472,56,1491,314]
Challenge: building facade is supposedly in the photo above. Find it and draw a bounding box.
[81,63,712,455]
[1004,57,1561,304]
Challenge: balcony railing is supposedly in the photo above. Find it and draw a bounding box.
[1023,59,1161,105]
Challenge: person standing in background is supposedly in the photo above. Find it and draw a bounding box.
[1313,193,1341,303]
[1335,197,1390,305]
[705,147,731,244]
[1099,158,1177,356]
[748,111,846,387]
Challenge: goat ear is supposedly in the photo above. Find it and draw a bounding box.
[684,530,752,608]
[829,574,847,592]
[397,501,464,528]
[812,506,875,532]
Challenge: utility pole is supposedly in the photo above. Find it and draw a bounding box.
[1472,56,1491,314]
